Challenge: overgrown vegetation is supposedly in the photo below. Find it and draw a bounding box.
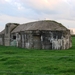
[0,37,75,75]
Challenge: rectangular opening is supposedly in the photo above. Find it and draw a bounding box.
[13,36,16,40]
[33,35,41,49]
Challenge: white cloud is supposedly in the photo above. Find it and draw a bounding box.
[14,2,24,10]
[19,0,75,20]
[21,0,62,10]
[5,0,12,2]
[0,14,36,23]
[4,0,24,10]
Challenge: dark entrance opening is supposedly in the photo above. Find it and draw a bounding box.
[13,36,16,40]
[43,38,52,49]
[42,33,52,49]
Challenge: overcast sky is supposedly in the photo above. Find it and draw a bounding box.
[0,0,75,32]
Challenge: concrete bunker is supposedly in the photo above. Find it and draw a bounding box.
[0,20,72,50]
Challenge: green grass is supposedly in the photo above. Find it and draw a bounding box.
[0,37,75,75]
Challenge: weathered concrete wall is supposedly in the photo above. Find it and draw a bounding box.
[0,37,3,45]
[5,23,19,46]
[10,30,72,50]
[0,35,4,45]
[41,31,72,50]
[4,24,10,46]
[41,31,62,49]
[21,32,33,49]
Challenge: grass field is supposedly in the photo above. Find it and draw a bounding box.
[0,37,75,75]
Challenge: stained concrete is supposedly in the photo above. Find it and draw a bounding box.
[0,20,72,50]
[10,30,72,50]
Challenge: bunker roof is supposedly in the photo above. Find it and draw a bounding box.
[12,20,68,33]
